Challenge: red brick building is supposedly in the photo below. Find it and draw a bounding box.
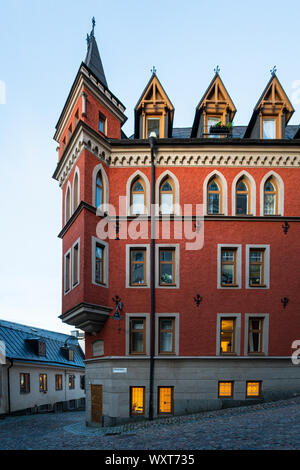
[53,20,300,426]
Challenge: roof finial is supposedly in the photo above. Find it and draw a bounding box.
[214,65,220,75]
[270,65,277,76]
[151,65,157,75]
[91,17,96,37]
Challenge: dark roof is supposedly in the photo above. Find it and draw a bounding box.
[0,320,85,368]
[84,34,107,88]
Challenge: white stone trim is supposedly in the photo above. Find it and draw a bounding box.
[125,313,150,356]
[125,244,150,288]
[126,170,151,216]
[259,170,284,216]
[216,313,241,356]
[92,163,109,209]
[245,244,270,289]
[155,170,180,216]
[72,238,80,289]
[91,237,109,287]
[155,244,180,289]
[231,170,256,216]
[72,166,80,213]
[217,244,242,289]
[244,314,269,356]
[203,170,228,215]
[155,313,180,356]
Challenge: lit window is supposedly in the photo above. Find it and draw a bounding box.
[263,119,276,139]
[236,178,250,215]
[207,177,221,214]
[147,118,160,138]
[218,381,233,398]
[221,248,237,286]
[220,319,236,354]
[130,248,146,286]
[159,248,175,286]
[68,375,75,390]
[55,374,63,391]
[20,373,30,394]
[249,249,265,287]
[159,318,175,354]
[39,374,47,392]
[131,177,146,214]
[130,387,145,415]
[264,178,277,215]
[246,381,262,398]
[248,318,264,354]
[158,387,173,414]
[129,318,145,354]
[159,177,174,215]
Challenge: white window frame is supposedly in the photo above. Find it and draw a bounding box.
[72,238,80,288]
[64,181,72,225]
[72,167,80,213]
[126,313,150,356]
[155,170,180,216]
[64,248,71,295]
[92,237,109,287]
[260,171,284,216]
[155,313,180,356]
[216,313,241,356]
[245,244,270,289]
[231,171,256,216]
[92,164,109,212]
[156,244,180,289]
[203,170,228,216]
[244,314,269,356]
[217,244,242,289]
[126,244,150,288]
[126,170,150,216]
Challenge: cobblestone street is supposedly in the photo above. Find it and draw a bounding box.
[1,397,300,450]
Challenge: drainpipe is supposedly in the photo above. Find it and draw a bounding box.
[149,132,157,421]
[7,359,13,415]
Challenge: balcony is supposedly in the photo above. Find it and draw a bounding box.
[59,302,112,334]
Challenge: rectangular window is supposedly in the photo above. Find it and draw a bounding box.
[248,318,264,354]
[221,248,237,287]
[69,375,75,390]
[208,117,221,138]
[159,318,175,354]
[55,374,63,391]
[158,387,173,415]
[20,373,30,394]
[130,248,146,286]
[249,249,265,287]
[147,118,160,138]
[64,251,71,293]
[263,119,276,139]
[246,381,262,398]
[72,242,80,287]
[130,387,145,415]
[39,374,47,392]
[38,341,46,356]
[80,375,85,390]
[129,318,146,354]
[220,318,236,354]
[218,381,234,398]
[99,113,106,134]
[95,243,104,284]
[159,248,175,286]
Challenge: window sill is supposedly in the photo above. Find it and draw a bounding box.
[221,284,239,288]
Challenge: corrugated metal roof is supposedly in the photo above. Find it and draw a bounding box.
[0,320,84,368]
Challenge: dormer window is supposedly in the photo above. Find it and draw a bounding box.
[99,113,106,134]
[208,117,221,138]
[147,117,160,138]
[38,341,46,356]
[262,119,276,139]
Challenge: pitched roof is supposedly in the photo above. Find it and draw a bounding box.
[84,34,107,88]
[0,320,85,368]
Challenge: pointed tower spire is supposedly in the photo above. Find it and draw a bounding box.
[84,17,108,88]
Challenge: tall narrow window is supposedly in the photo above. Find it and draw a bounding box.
[160,177,174,215]
[72,242,79,287]
[220,318,236,354]
[65,186,71,223]
[159,248,175,286]
[221,248,237,286]
[96,171,103,209]
[130,248,146,286]
[207,177,221,214]
[65,252,71,293]
[131,178,146,215]
[264,178,277,215]
[20,373,30,394]
[263,119,276,139]
[249,249,265,287]
[39,374,47,392]
[236,178,250,215]
[130,387,145,415]
[99,113,106,134]
[55,374,63,391]
[248,318,264,354]
[147,118,160,138]
[68,375,75,390]
[95,243,104,285]
[159,318,175,354]
[73,172,79,211]
[129,318,145,354]
[158,387,173,415]
[207,117,221,138]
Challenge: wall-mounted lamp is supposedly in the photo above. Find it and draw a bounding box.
[281,297,289,308]
[193,294,203,307]
[282,221,290,235]
[112,295,123,319]
[115,217,120,240]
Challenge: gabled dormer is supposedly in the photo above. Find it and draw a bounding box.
[191,70,236,138]
[244,70,294,139]
[134,71,174,139]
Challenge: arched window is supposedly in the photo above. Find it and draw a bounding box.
[65,186,71,223]
[264,177,277,215]
[236,177,250,215]
[131,177,146,214]
[207,177,222,214]
[160,177,174,215]
[96,171,103,209]
[73,172,79,211]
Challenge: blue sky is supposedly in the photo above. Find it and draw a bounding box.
[0,0,300,333]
